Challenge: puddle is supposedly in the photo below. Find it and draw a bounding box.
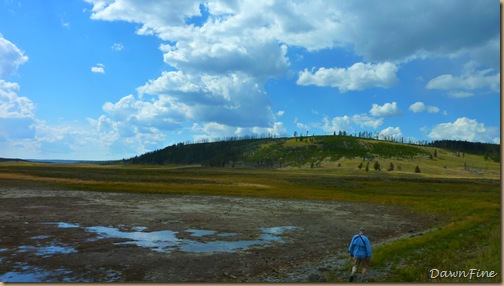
[186,229,216,237]
[85,226,180,253]
[217,232,237,237]
[39,222,297,254]
[82,224,296,253]
[1,223,297,282]
[0,264,87,283]
[18,245,77,257]
[31,235,52,240]
[42,222,80,229]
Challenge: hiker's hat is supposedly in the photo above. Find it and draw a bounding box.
[360,227,366,231]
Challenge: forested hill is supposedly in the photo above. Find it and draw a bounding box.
[428,140,500,158]
[125,136,500,167]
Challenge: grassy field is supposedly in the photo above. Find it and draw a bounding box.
[0,158,500,282]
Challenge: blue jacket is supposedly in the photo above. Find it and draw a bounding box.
[348,233,372,258]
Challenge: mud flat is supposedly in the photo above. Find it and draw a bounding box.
[0,187,435,282]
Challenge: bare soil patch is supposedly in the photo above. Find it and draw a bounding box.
[0,187,436,282]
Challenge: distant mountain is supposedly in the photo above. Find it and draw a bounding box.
[124,135,500,167]
[26,159,93,164]
[0,158,27,163]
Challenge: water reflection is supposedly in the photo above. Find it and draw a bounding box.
[1,223,297,282]
[83,224,297,253]
[85,226,180,253]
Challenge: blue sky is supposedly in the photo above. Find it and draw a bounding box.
[0,0,500,160]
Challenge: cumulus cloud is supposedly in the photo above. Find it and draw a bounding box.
[428,117,498,143]
[79,0,499,156]
[379,127,402,140]
[0,76,36,143]
[321,114,383,133]
[192,121,286,142]
[370,102,401,117]
[409,102,439,113]
[136,71,274,128]
[0,80,34,119]
[351,114,383,129]
[91,63,105,73]
[0,35,28,78]
[297,62,398,92]
[85,0,498,64]
[426,68,499,93]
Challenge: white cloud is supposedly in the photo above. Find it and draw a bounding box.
[192,121,286,142]
[321,114,383,133]
[426,68,499,93]
[369,102,401,117]
[297,62,398,92]
[0,51,36,142]
[84,0,498,65]
[276,110,284,117]
[352,114,383,129]
[379,127,402,140]
[428,117,498,143]
[77,0,499,158]
[0,35,28,78]
[409,102,440,113]
[191,122,236,141]
[296,122,310,131]
[321,116,350,133]
[111,43,124,51]
[136,71,274,128]
[102,94,188,130]
[251,121,286,137]
[447,91,474,98]
[91,63,105,73]
[0,80,35,119]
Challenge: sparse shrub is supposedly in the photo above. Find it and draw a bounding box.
[388,162,394,171]
[415,165,421,173]
[374,161,381,171]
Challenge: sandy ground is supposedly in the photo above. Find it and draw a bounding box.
[0,187,436,282]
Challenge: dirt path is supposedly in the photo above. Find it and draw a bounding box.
[0,187,436,282]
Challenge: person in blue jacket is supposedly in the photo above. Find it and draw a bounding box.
[348,227,372,282]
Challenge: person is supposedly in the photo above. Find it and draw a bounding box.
[348,227,372,282]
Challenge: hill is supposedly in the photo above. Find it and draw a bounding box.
[0,158,26,163]
[125,136,500,173]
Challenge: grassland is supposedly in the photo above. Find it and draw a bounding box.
[0,151,500,282]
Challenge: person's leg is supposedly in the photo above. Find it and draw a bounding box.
[350,258,361,281]
[360,258,370,282]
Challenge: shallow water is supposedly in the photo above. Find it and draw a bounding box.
[18,245,77,257]
[0,222,297,282]
[0,264,85,283]
[83,224,297,253]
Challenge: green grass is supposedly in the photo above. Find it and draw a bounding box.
[0,161,500,282]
